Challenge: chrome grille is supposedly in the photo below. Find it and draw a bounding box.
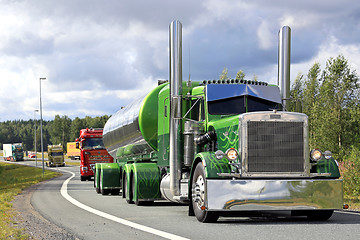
[247,121,304,173]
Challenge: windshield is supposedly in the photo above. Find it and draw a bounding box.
[206,84,281,115]
[83,138,105,149]
[208,96,280,115]
[50,152,63,156]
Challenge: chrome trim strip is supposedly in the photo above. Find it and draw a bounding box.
[207,179,343,211]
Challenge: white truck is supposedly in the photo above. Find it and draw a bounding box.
[3,143,24,161]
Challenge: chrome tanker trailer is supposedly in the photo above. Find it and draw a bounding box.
[94,20,344,222]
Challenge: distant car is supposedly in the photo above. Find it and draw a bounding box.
[28,152,36,158]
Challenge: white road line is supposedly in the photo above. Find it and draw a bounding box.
[59,169,189,240]
[335,210,360,216]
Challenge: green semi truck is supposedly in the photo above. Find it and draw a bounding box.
[94,21,343,222]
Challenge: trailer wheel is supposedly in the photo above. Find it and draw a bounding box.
[95,169,101,194]
[124,173,134,204]
[122,173,126,198]
[100,175,109,195]
[191,163,218,223]
[111,189,120,195]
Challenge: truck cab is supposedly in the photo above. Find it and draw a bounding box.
[47,144,65,167]
[76,128,114,181]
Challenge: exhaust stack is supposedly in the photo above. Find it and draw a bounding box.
[169,20,182,196]
[278,26,291,110]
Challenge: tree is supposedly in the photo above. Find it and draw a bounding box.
[236,70,245,81]
[290,55,360,160]
[70,117,85,141]
[289,73,303,112]
[219,67,229,81]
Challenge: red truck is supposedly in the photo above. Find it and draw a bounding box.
[76,128,113,181]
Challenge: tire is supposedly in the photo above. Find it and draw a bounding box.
[124,173,134,204]
[136,200,154,206]
[80,176,86,181]
[191,163,218,223]
[100,174,109,195]
[95,169,101,194]
[306,210,334,221]
[122,173,126,198]
[101,188,109,195]
[111,189,120,195]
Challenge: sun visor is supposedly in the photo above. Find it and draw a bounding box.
[206,84,282,104]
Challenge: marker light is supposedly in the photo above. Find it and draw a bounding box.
[310,149,322,161]
[226,148,238,162]
[323,150,332,160]
[215,150,225,160]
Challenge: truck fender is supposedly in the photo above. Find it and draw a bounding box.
[191,152,231,179]
[130,162,161,203]
[97,163,121,190]
[315,157,341,178]
[188,152,232,216]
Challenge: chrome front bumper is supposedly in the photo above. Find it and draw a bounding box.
[206,179,343,211]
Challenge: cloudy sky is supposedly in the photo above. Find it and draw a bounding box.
[1,0,360,121]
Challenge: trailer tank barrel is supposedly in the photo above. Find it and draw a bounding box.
[103,83,167,158]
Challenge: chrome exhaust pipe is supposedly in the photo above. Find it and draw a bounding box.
[278,26,291,110]
[169,20,182,196]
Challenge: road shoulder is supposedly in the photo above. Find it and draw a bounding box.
[11,180,80,240]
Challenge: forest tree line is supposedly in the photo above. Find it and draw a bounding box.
[288,55,360,196]
[289,55,360,161]
[1,55,360,160]
[0,115,110,152]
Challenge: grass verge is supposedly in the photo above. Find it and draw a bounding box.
[0,162,61,239]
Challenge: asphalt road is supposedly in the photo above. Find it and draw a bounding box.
[4,159,360,240]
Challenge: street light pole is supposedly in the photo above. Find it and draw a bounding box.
[39,77,46,177]
[34,109,39,168]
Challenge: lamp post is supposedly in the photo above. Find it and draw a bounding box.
[34,109,39,168]
[39,77,46,177]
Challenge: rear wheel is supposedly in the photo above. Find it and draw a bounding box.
[80,176,86,181]
[122,173,126,198]
[95,169,101,194]
[111,189,120,195]
[100,175,109,195]
[191,163,218,223]
[124,173,134,204]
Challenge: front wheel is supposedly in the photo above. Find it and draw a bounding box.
[191,163,218,223]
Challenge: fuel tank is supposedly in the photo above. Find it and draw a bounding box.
[103,83,167,158]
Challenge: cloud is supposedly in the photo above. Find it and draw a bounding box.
[1,0,360,121]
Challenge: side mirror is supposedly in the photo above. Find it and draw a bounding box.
[76,142,79,149]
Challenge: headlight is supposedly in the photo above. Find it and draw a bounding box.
[215,150,225,160]
[310,149,322,161]
[323,150,332,160]
[225,148,238,162]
